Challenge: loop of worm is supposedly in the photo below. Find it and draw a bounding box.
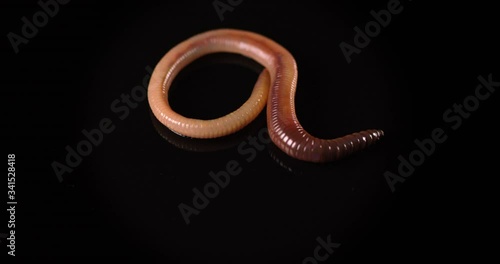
[148,29,383,162]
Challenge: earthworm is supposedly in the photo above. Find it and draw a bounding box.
[150,53,266,152]
[148,29,383,162]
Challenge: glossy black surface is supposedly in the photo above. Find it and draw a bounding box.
[2,0,498,262]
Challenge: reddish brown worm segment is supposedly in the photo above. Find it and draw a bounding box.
[148,29,384,162]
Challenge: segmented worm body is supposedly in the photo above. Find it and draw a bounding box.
[148,29,383,162]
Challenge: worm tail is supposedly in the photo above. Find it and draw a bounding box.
[270,125,384,163]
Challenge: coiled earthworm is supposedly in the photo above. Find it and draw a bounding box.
[148,29,384,162]
[150,53,266,152]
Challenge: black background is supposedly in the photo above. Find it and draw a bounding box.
[1,0,498,262]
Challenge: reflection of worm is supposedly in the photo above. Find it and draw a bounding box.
[148,29,383,162]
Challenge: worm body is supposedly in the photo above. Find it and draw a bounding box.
[148,29,383,162]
